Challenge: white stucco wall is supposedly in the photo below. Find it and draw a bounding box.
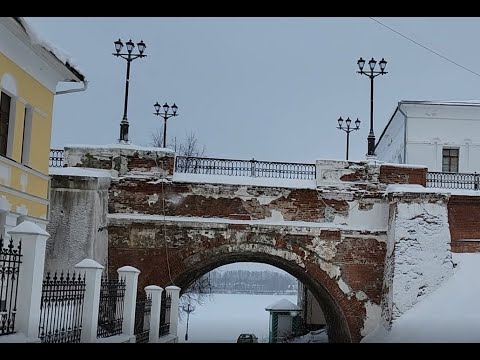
[381,191,453,329]
[376,109,405,164]
[45,175,110,273]
[377,102,480,173]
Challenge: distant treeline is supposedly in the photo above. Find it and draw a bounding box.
[208,270,298,294]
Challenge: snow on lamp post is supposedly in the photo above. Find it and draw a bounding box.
[357,57,388,157]
[153,102,179,148]
[113,38,147,144]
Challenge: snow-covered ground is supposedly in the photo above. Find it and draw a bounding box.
[289,328,328,343]
[177,293,297,343]
[363,252,480,343]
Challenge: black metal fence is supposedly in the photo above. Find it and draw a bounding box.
[0,237,22,336]
[97,276,126,338]
[49,149,64,168]
[134,293,152,343]
[159,291,171,337]
[175,156,316,180]
[427,171,480,190]
[38,271,86,343]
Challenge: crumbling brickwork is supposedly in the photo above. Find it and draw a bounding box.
[448,195,480,253]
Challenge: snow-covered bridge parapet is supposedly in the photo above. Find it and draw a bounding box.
[316,160,427,188]
[62,144,175,177]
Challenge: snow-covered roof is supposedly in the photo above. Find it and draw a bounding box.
[13,17,85,83]
[265,299,301,312]
[400,100,480,107]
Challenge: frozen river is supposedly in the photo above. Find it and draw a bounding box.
[177,293,297,343]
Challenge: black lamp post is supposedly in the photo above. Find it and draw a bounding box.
[357,57,388,157]
[337,117,360,160]
[182,303,195,341]
[113,38,147,143]
[153,102,179,148]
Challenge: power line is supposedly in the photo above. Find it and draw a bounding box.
[369,17,480,78]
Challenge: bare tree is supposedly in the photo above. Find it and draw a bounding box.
[178,274,213,321]
[178,132,206,157]
[151,130,206,157]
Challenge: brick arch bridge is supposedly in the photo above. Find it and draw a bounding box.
[108,218,386,343]
[165,251,354,343]
[51,146,442,343]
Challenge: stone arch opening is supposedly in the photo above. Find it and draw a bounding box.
[171,252,352,343]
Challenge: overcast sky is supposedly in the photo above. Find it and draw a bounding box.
[24,17,480,163]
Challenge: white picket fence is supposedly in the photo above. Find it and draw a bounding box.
[0,221,180,343]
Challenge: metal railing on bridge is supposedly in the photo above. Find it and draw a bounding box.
[426,171,480,190]
[174,156,316,180]
[49,149,64,168]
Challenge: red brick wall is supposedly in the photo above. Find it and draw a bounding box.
[448,195,480,253]
[108,220,386,343]
[109,179,350,222]
[379,165,427,186]
[451,241,480,253]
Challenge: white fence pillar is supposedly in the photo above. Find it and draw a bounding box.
[9,221,49,340]
[117,266,140,339]
[165,286,181,340]
[75,259,104,343]
[145,285,163,343]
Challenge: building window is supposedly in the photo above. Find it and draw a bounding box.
[0,92,11,157]
[442,148,459,173]
[21,106,32,165]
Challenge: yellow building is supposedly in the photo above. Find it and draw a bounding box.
[0,17,86,237]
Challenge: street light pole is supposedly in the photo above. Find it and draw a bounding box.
[357,57,388,157]
[337,117,361,160]
[153,102,179,148]
[113,39,147,143]
[182,302,195,341]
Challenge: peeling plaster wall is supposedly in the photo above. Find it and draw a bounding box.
[45,175,110,273]
[64,145,175,177]
[381,192,453,329]
[110,177,389,232]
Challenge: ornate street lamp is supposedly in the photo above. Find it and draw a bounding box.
[357,57,388,157]
[181,302,195,341]
[153,102,179,148]
[113,38,147,143]
[336,117,361,160]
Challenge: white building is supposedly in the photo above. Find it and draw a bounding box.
[376,100,480,173]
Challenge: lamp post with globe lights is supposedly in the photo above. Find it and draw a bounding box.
[113,38,147,143]
[356,57,387,157]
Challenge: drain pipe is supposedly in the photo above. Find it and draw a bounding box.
[55,79,88,95]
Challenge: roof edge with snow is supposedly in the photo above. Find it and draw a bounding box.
[12,17,85,83]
